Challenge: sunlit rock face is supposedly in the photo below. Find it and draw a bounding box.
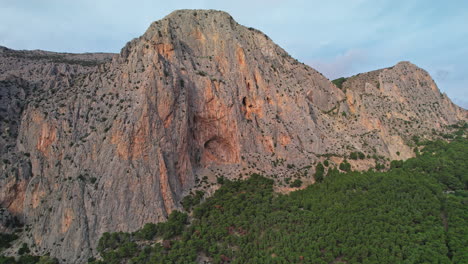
[0,10,465,263]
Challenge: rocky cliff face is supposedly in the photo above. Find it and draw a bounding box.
[0,9,466,263]
[341,61,466,160]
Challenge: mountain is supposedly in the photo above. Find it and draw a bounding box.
[0,9,466,263]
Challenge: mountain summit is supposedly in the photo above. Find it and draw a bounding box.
[0,10,465,262]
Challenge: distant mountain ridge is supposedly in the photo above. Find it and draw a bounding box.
[0,9,466,263]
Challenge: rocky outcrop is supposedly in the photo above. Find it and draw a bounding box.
[0,10,466,263]
[341,61,466,160]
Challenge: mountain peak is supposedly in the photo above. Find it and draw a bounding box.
[396,60,413,66]
[145,9,238,35]
[394,60,421,70]
[0,10,466,264]
[119,9,242,59]
[163,9,234,20]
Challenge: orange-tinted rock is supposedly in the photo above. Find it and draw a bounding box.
[0,10,465,263]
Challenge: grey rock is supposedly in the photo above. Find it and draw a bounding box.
[0,10,465,263]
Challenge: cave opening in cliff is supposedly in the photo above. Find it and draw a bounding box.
[203,136,236,163]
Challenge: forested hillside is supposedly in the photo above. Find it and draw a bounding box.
[87,129,467,264]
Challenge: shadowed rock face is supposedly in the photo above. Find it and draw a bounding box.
[0,9,466,262]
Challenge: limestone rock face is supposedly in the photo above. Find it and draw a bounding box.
[342,61,466,160]
[0,10,466,263]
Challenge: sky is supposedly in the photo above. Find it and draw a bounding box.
[1,0,467,108]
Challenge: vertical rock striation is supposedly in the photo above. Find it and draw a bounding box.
[0,10,466,263]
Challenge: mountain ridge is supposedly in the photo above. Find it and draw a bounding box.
[0,9,466,263]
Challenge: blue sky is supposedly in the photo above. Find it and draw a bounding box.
[1,0,467,108]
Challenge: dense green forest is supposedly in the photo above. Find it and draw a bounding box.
[89,133,467,264]
[1,131,466,264]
